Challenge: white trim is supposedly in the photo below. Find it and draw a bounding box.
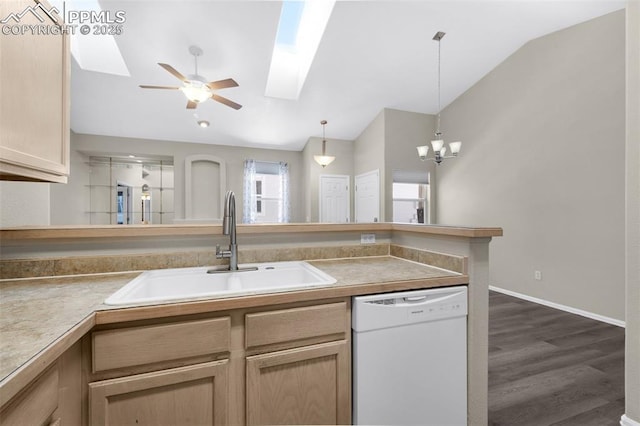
[621,415,640,426]
[489,286,626,328]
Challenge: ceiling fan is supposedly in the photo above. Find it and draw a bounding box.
[140,46,242,110]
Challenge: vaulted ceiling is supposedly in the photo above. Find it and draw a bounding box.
[71,0,624,151]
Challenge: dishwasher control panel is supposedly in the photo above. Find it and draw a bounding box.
[352,286,468,332]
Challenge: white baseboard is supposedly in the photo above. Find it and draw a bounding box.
[621,414,640,426]
[489,286,626,328]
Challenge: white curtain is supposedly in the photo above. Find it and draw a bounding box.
[278,162,290,223]
[242,159,256,223]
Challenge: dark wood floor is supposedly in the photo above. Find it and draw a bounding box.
[488,291,625,426]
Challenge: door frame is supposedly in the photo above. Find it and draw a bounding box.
[115,181,132,225]
[319,174,351,223]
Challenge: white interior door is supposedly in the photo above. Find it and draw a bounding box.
[319,175,350,223]
[355,170,380,223]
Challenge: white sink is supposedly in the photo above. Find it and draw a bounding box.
[105,261,337,306]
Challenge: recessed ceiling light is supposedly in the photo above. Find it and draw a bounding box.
[198,120,210,128]
[128,155,135,158]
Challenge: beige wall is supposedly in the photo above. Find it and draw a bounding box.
[302,137,354,222]
[52,133,305,223]
[625,1,639,422]
[383,108,437,223]
[354,110,386,220]
[437,11,626,321]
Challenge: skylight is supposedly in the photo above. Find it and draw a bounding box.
[265,0,336,100]
[49,0,130,76]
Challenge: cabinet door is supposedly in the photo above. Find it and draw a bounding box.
[0,366,59,426]
[246,340,350,425]
[0,0,70,182]
[89,360,228,426]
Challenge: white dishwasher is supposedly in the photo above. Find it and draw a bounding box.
[352,286,468,426]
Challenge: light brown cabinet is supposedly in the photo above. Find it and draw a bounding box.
[244,301,351,425]
[0,341,81,426]
[0,0,70,183]
[3,299,351,426]
[246,341,350,425]
[87,317,231,425]
[89,361,229,425]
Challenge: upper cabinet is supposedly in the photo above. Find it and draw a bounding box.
[0,0,70,183]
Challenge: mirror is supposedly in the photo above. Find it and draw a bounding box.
[1,115,437,227]
[1,1,440,228]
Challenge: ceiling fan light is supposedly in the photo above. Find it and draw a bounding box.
[180,82,212,103]
[314,155,336,168]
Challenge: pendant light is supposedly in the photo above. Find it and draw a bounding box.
[417,31,462,164]
[314,120,335,168]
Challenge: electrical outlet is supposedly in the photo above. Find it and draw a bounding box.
[534,270,542,281]
[361,233,376,244]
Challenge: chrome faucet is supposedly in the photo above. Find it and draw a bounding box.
[216,190,238,271]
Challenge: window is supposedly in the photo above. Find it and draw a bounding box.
[392,182,429,224]
[243,160,290,223]
[255,179,263,215]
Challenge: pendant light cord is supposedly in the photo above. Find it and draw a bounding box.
[321,120,327,155]
[436,35,441,135]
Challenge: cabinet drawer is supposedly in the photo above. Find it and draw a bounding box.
[0,365,59,426]
[92,317,230,373]
[245,302,347,350]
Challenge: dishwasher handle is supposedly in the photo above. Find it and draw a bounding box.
[403,296,428,303]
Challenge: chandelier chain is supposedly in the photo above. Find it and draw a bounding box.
[436,35,441,135]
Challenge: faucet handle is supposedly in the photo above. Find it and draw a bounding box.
[216,244,231,259]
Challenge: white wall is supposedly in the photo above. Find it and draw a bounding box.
[625,1,640,422]
[50,148,90,225]
[0,181,50,227]
[301,136,354,222]
[437,11,626,320]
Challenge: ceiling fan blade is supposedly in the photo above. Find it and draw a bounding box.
[212,94,242,110]
[207,78,239,90]
[186,100,198,109]
[158,63,187,82]
[139,85,180,90]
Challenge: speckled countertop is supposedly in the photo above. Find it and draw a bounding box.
[0,273,136,381]
[0,255,465,401]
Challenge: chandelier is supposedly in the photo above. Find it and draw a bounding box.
[417,31,461,164]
